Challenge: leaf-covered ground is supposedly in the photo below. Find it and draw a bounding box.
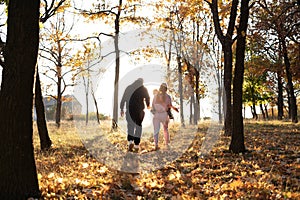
[33,120,300,199]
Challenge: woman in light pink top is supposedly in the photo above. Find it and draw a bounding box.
[152,83,178,150]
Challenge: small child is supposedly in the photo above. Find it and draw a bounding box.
[152,88,176,119]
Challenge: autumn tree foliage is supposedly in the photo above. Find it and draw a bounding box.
[35,0,68,150]
[150,0,216,126]
[243,56,274,120]
[245,29,286,120]
[0,0,41,198]
[39,9,89,128]
[252,0,299,123]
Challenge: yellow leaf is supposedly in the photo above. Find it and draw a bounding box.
[176,171,181,179]
[47,172,55,179]
[229,179,243,190]
[255,170,264,175]
[56,177,63,184]
[38,173,43,180]
[241,171,247,176]
[168,173,176,180]
[285,192,292,198]
[82,162,89,169]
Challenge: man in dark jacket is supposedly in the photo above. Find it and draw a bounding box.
[120,78,150,152]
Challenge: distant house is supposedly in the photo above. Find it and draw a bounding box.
[43,96,56,109]
[62,95,82,118]
[42,95,82,120]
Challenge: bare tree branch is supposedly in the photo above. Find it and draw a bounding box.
[40,0,66,23]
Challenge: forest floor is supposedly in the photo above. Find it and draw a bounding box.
[33,120,300,199]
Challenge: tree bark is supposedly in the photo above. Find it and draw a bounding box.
[208,0,238,136]
[252,104,258,120]
[190,93,194,125]
[91,85,100,124]
[223,43,233,136]
[112,0,122,130]
[0,0,41,197]
[277,70,284,120]
[260,103,266,120]
[195,71,200,124]
[264,104,269,120]
[281,39,298,123]
[177,56,185,127]
[56,75,62,128]
[230,0,248,153]
[218,69,223,124]
[35,66,52,150]
[83,76,89,125]
[287,91,292,119]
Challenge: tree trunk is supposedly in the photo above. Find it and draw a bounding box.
[223,43,233,136]
[264,104,269,120]
[83,76,89,125]
[260,103,266,120]
[56,75,62,128]
[230,0,248,154]
[194,23,201,124]
[112,0,122,131]
[0,0,40,197]
[91,86,100,124]
[277,70,284,120]
[287,89,291,119]
[35,67,52,150]
[208,0,238,136]
[177,56,185,127]
[252,104,258,120]
[195,71,200,124]
[218,75,223,123]
[251,85,258,120]
[282,39,298,123]
[190,94,194,125]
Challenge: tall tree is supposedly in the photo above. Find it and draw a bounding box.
[35,0,67,150]
[80,0,144,130]
[171,6,186,127]
[39,10,86,127]
[230,0,250,153]
[257,0,298,123]
[277,69,284,119]
[35,65,52,150]
[112,0,122,130]
[206,0,239,136]
[246,15,285,120]
[0,0,41,197]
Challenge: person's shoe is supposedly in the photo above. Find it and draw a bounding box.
[128,141,134,152]
[154,145,160,151]
[133,144,140,152]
